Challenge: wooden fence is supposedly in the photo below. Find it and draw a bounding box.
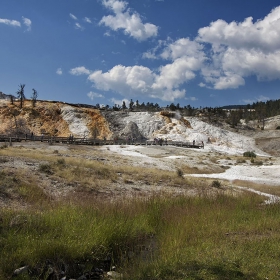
[0,134,204,149]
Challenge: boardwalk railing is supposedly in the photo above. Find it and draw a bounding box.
[0,134,204,149]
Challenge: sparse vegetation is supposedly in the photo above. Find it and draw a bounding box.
[0,144,279,279]
[0,94,279,279]
[0,144,8,149]
[38,163,53,174]
[243,151,256,158]
[211,179,222,188]
[251,160,263,166]
[1,191,280,279]
[176,168,183,177]
[236,158,246,164]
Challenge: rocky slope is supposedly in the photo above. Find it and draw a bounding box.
[0,98,279,155]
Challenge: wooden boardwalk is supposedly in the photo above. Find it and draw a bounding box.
[0,134,204,149]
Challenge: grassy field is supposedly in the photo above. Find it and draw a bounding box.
[2,192,280,279]
[1,145,280,279]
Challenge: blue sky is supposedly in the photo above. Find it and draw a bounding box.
[1,0,280,108]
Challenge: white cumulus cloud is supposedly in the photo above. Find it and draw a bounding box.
[0,18,21,27]
[71,5,280,101]
[87,91,104,100]
[197,5,280,89]
[110,97,130,106]
[69,66,91,76]
[99,0,158,41]
[86,63,188,102]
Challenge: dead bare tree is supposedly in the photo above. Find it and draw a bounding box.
[31,88,38,108]
[10,95,14,105]
[16,84,26,109]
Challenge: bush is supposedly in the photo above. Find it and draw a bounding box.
[0,144,8,149]
[236,158,246,164]
[251,160,263,166]
[243,151,256,158]
[38,163,53,174]
[176,168,183,177]
[211,180,222,188]
[57,158,66,166]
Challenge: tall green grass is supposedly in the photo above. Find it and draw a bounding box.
[1,193,280,279]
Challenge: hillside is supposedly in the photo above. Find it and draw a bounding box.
[1,98,280,156]
[1,98,280,279]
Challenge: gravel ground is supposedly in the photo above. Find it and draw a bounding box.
[1,137,279,209]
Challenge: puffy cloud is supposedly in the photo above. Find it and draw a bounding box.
[71,5,280,101]
[69,66,91,75]
[88,65,153,93]
[213,73,245,90]
[153,58,197,90]
[110,97,130,106]
[198,82,206,88]
[56,68,63,75]
[87,63,189,102]
[142,40,165,60]
[71,37,206,102]
[102,0,127,13]
[160,38,205,61]
[197,6,280,89]
[198,6,280,53]
[0,18,21,27]
[222,48,280,81]
[87,91,104,100]
[100,0,158,41]
[142,50,158,60]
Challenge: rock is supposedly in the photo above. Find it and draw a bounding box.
[12,265,29,276]
[120,121,143,139]
[107,271,123,279]
[77,275,87,280]
[9,215,27,228]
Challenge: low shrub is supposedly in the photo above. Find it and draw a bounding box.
[0,157,9,163]
[38,163,53,174]
[243,151,256,158]
[251,160,263,166]
[56,158,66,166]
[0,144,8,149]
[211,180,222,188]
[176,168,183,177]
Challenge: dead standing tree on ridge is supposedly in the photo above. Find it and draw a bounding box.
[31,88,38,108]
[16,84,26,109]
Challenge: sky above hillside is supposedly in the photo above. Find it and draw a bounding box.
[1,0,280,108]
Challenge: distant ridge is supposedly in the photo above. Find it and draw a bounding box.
[0,91,14,100]
[220,105,248,110]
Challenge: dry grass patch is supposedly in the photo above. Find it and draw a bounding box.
[179,163,226,175]
[233,180,280,196]
[0,169,51,207]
